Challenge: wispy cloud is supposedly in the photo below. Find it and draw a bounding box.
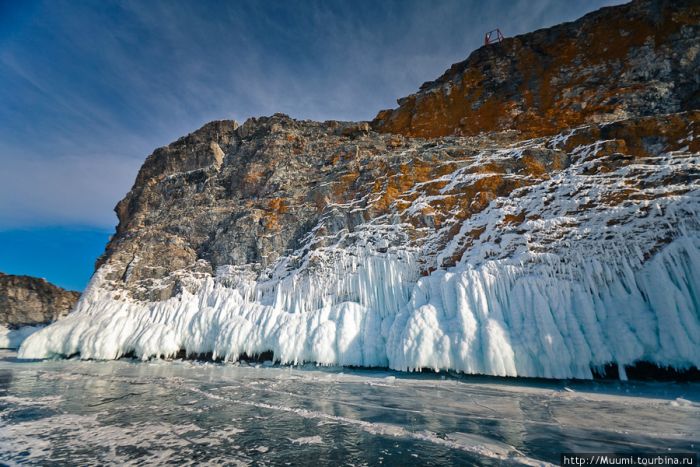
[0,0,625,230]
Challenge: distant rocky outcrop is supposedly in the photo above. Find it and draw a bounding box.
[0,272,79,328]
[373,0,700,138]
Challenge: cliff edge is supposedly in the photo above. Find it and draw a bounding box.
[373,0,699,138]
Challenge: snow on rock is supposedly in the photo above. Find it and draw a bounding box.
[18,116,700,379]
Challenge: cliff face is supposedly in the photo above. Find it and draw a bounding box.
[0,273,79,328]
[18,0,700,379]
[373,0,700,138]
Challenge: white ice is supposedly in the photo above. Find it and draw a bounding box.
[0,325,43,349]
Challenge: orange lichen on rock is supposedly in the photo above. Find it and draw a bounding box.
[333,171,361,198]
[261,197,289,231]
[268,198,288,214]
[368,159,454,213]
[372,0,700,139]
[502,211,526,226]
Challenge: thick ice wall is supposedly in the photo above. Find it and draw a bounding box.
[388,237,700,378]
[19,233,699,379]
[19,240,419,368]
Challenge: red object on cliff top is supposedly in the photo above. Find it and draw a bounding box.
[484,29,505,46]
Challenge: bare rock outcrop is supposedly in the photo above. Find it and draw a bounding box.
[0,273,79,328]
[373,0,700,138]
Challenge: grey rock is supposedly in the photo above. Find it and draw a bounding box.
[0,273,79,328]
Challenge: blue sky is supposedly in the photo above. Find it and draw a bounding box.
[0,0,624,290]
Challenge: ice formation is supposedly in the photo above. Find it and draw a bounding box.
[0,325,43,349]
[19,125,700,379]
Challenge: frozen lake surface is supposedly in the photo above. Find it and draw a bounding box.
[0,350,698,466]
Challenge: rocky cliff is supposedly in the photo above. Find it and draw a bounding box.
[0,273,79,328]
[373,0,700,138]
[0,273,79,348]
[19,0,700,379]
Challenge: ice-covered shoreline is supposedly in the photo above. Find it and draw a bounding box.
[18,233,700,379]
[18,122,700,380]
